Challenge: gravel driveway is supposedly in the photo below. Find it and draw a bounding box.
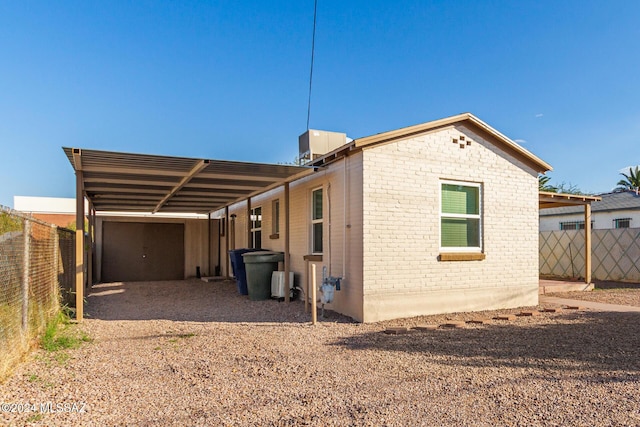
[2,279,640,426]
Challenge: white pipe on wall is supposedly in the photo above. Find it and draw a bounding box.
[343,156,348,280]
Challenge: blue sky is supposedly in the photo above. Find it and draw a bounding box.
[1,1,639,208]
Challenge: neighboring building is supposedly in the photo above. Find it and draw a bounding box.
[13,196,85,228]
[13,196,213,282]
[67,113,552,322]
[539,191,640,231]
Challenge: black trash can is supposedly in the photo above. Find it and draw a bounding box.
[228,248,261,295]
[242,251,285,301]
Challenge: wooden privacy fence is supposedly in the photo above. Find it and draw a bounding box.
[0,207,75,380]
[540,227,640,282]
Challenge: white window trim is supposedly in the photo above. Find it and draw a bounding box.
[613,217,631,229]
[250,206,262,248]
[311,187,323,254]
[439,179,482,253]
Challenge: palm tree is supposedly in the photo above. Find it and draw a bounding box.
[538,175,557,192]
[616,166,640,194]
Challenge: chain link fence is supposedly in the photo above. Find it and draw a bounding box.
[0,206,75,380]
[540,228,640,282]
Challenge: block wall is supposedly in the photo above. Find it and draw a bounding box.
[214,153,365,321]
[361,124,540,322]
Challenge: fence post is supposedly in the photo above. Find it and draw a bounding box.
[22,219,30,331]
[52,225,59,307]
[584,204,592,284]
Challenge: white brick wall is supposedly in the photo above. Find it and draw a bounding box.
[361,124,540,322]
[209,123,541,323]
[286,154,365,321]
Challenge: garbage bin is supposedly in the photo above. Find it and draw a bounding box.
[242,251,285,301]
[229,248,261,295]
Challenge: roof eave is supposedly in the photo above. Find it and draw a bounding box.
[354,113,552,173]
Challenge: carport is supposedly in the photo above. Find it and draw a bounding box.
[63,147,314,321]
[539,191,602,286]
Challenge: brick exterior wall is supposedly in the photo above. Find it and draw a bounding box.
[28,213,76,228]
[361,124,540,322]
[220,153,365,321]
[214,123,540,322]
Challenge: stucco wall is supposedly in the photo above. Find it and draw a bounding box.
[540,210,640,231]
[361,124,540,322]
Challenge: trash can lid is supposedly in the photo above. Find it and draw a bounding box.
[241,251,284,263]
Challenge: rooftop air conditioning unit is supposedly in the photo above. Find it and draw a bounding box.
[298,129,347,164]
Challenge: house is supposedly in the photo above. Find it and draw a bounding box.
[539,191,640,231]
[65,113,552,322]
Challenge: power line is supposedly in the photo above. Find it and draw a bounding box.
[306,0,318,131]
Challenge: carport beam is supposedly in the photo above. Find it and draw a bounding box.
[152,159,209,213]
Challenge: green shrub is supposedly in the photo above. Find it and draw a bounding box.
[41,310,91,352]
[0,212,23,235]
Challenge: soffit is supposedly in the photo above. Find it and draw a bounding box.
[63,147,312,214]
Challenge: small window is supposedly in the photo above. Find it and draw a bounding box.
[311,188,323,254]
[250,206,262,249]
[440,181,481,251]
[613,218,631,229]
[272,199,280,234]
[559,220,594,230]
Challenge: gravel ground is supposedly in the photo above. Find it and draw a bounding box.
[2,279,640,426]
[550,281,640,307]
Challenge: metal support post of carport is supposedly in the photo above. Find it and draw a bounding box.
[584,203,592,285]
[73,149,85,322]
[284,182,290,303]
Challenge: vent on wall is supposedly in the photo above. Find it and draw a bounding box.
[298,130,347,164]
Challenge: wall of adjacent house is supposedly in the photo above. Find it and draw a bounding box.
[27,213,77,229]
[361,123,540,322]
[539,209,640,231]
[214,152,365,321]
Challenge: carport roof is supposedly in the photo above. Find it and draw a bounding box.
[63,147,313,214]
[539,191,602,209]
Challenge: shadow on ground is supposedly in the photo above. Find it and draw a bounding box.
[332,311,640,377]
[86,279,353,324]
[594,280,640,290]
